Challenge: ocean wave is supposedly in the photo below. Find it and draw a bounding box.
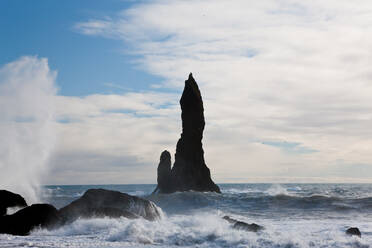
[13,184,372,247]
[147,191,220,214]
[250,194,372,211]
[265,184,292,196]
[127,190,146,196]
[146,190,372,216]
[221,188,263,194]
[10,212,370,248]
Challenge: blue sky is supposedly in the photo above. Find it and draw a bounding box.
[2,0,372,189]
[0,0,161,96]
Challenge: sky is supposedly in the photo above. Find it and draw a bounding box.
[1,0,372,186]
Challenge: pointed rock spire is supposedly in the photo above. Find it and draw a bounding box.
[155,73,220,193]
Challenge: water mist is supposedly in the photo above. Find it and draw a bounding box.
[0,56,57,204]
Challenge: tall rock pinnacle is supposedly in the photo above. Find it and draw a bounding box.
[155,73,220,194]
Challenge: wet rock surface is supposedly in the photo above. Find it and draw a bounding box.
[59,188,161,222]
[0,189,161,236]
[223,215,264,232]
[346,227,361,237]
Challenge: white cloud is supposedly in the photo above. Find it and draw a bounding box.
[49,92,181,184]
[0,56,181,188]
[73,0,372,182]
[5,1,372,190]
[74,19,117,37]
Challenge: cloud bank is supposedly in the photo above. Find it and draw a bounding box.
[51,91,180,184]
[73,0,372,183]
[3,1,372,187]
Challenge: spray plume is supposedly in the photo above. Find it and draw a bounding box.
[0,56,57,204]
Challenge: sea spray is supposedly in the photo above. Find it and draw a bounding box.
[0,56,57,204]
[265,184,291,196]
[27,211,372,248]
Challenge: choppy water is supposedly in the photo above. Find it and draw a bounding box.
[1,184,372,247]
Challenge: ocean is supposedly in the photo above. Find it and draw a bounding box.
[1,183,372,247]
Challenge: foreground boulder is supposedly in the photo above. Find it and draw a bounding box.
[59,189,161,223]
[0,204,60,235]
[0,190,27,216]
[346,227,361,237]
[0,189,162,236]
[223,215,263,232]
[155,73,220,193]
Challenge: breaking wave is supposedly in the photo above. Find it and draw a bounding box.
[2,184,372,247]
[0,211,368,248]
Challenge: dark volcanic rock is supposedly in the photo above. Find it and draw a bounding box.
[155,73,220,193]
[0,204,60,235]
[223,215,263,232]
[223,215,238,224]
[346,227,361,237]
[156,150,172,193]
[59,189,161,223]
[0,189,162,236]
[0,190,27,216]
[233,221,263,232]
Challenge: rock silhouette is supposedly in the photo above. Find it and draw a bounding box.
[0,189,162,236]
[346,227,361,237]
[223,215,264,232]
[155,73,220,193]
[0,204,60,235]
[0,190,27,216]
[155,150,172,193]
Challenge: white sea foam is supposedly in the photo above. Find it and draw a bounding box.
[128,190,146,196]
[221,188,261,194]
[1,210,370,248]
[2,185,372,247]
[6,206,24,215]
[265,184,291,196]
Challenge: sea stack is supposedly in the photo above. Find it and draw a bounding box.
[157,151,172,193]
[156,73,220,193]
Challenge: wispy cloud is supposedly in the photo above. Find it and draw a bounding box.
[261,141,317,154]
[74,18,117,37]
